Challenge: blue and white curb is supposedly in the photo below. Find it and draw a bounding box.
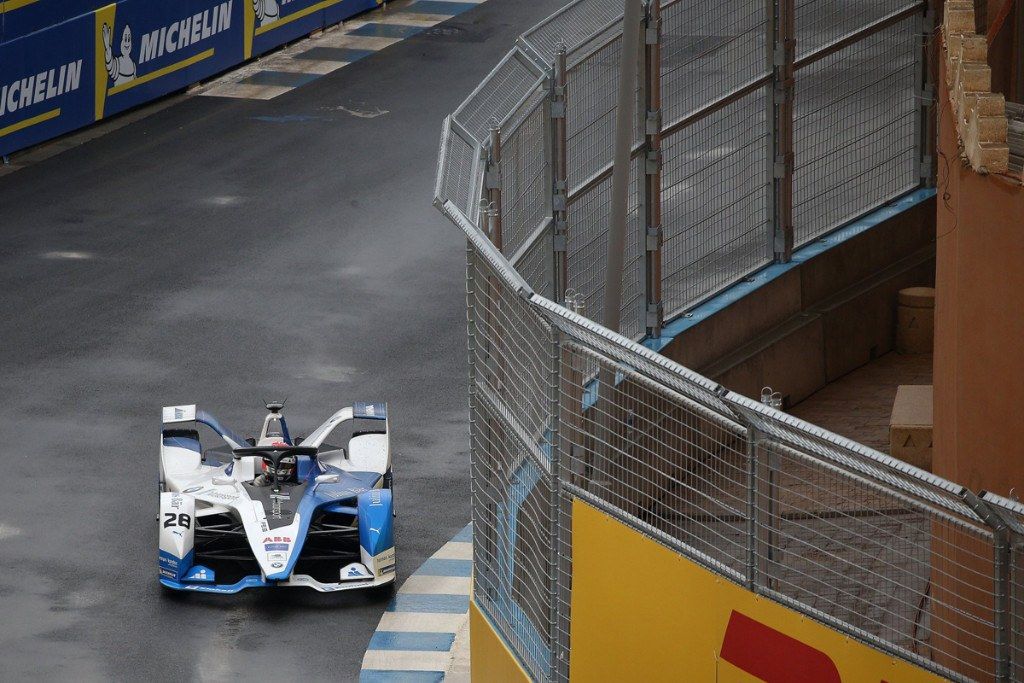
[199,0,484,100]
[360,523,472,682]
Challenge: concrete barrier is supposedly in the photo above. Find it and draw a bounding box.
[655,191,937,406]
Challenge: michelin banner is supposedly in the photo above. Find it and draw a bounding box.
[0,0,378,157]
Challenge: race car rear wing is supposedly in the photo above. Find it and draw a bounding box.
[303,402,388,449]
[162,404,247,450]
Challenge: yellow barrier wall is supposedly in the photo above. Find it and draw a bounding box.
[470,600,531,683]
[569,499,945,682]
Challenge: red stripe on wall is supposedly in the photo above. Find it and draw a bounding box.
[720,610,842,683]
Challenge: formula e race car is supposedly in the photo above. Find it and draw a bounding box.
[157,401,395,594]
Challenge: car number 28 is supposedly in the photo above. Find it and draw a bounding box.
[163,513,192,529]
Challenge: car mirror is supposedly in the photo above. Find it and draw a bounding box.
[315,474,340,484]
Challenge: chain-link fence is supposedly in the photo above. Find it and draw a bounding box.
[447,195,1022,681]
[429,0,1016,681]
[436,0,932,341]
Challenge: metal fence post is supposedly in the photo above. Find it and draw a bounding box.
[547,323,566,681]
[465,242,479,596]
[745,425,760,591]
[643,0,664,339]
[486,123,503,251]
[768,0,795,261]
[995,526,1012,682]
[551,46,569,305]
[963,490,1013,681]
[917,8,936,187]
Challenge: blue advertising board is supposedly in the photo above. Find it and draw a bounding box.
[0,0,380,156]
[1,0,108,44]
[0,11,93,156]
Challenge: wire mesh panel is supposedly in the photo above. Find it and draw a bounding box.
[436,119,481,216]
[792,17,919,247]
[660,87,771,318]
[556,340,751,576]
[454,48,545,144]
[521,0,624,64]
[499,94,550,260]
[795,0,921,60]
[513,221,555,300]
[467,245,557,681]
[729,394,1000,681]
[565,153,645,339]
[468,249,555,451]
[565,30,644,192]
[754,441,995,680]
[660,0,769,126]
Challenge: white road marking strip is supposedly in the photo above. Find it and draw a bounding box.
[431,540,472,561]
[375,611,468,633]
[263,59,350,75]
[400,575,472,595]
[41,251,94,260]
[361,650,453,671]
[199,83,295,100]
[0,524,22,540]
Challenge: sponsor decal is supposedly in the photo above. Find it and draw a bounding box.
[200,489,239,502]
[720,611,841,683]
[101,2,234,92]
[174,407,186,420]
[369,489,383,506]
[182,486,203,494]
[159,568,175,579]
[0,60,84,118]
[270,562,284,569]
[262,536,292,544]
[267,552,286,562]
[264,543,288,551]
[184,566,215,582]
[354,402,387,420]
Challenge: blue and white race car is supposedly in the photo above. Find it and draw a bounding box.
[157,401,395,594]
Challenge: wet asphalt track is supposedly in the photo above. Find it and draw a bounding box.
[0,1,564,679]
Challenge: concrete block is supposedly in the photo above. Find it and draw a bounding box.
[659,268,802,371]
[818,253,935,379]
[710,314,826,405]
[799,198,935,308]
[890,385,933,471]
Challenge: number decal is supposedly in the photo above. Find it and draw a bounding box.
[163,512,191,529]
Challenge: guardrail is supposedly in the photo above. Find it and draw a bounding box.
[435,0,1023,681]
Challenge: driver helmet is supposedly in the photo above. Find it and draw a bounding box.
[261,442,297,481]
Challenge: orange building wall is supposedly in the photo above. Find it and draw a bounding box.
[932,71,1024,497]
